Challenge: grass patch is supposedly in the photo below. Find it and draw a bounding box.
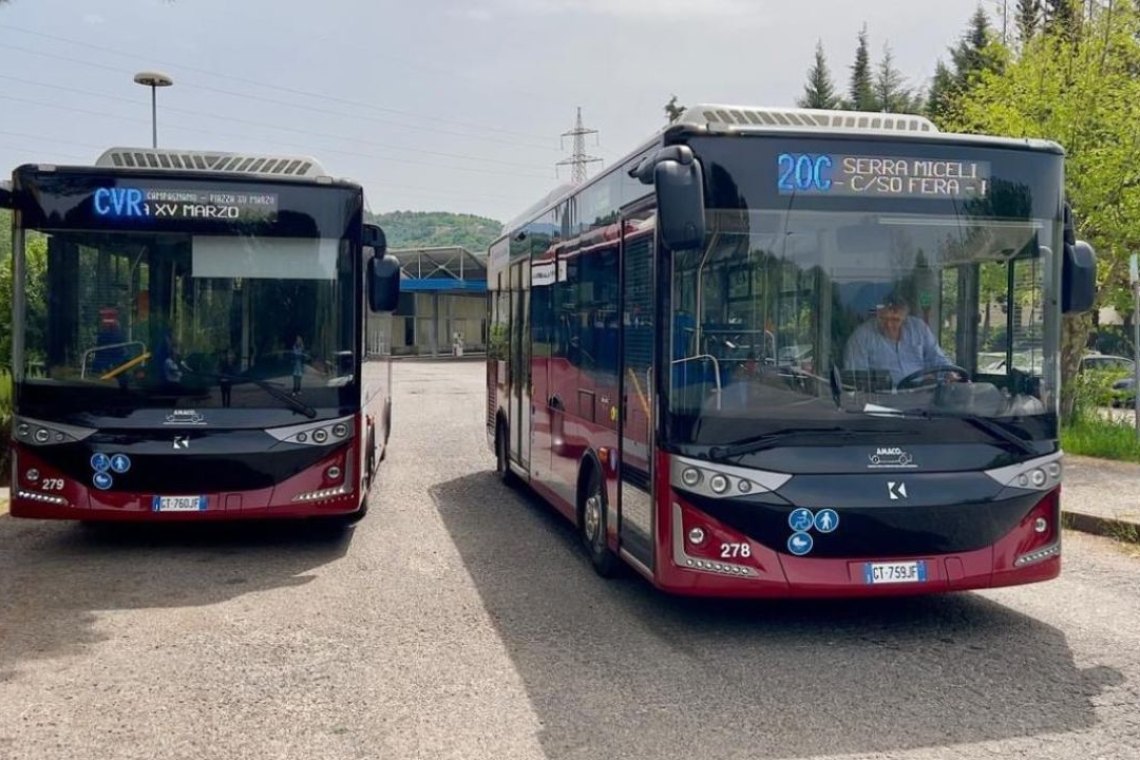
[1061,414,1140,462]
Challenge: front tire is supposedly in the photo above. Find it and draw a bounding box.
[581,466,620,578]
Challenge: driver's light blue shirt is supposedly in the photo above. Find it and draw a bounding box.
[843,316,951,385]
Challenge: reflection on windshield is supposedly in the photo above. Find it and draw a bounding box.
[667,210,1056,446]
[20,230,356,412]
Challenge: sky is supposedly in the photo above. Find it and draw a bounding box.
[0,0,1002,223]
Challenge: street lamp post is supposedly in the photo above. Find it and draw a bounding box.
[133,71,173,149]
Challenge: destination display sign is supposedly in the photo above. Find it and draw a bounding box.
[92,187,279,221]
[776,153,991,199]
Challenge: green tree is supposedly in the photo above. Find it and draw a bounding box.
[926,7,1008,126]
[926,60,957,120]
[797,41,842,109]
[873,43,923,112]
[1044,0,1081,40]
[947,2,1140,418]
[1017,0,1043,42]
[368,210,503,253]
[846,25,877,110]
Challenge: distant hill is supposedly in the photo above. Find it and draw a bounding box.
[369,211,502,254]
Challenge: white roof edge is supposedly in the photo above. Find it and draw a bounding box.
[95,147,329,178]
[676,104,940,134]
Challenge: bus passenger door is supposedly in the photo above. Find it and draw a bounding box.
[510,261,532,471]
[619,224,656,571]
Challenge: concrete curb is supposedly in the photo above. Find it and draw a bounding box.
[1062,510,1140,544]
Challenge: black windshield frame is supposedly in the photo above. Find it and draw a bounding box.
[10,166,365,427]
[657,134,1065,453]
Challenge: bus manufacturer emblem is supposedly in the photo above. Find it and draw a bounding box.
[868,447,915,469]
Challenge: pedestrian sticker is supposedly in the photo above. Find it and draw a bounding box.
[110,454,131,474]
[814,509,839,534]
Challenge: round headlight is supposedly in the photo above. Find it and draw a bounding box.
[738,480,753,494]
[34,429,49,443]
[1031,469,1047,487]
[1018,474,1030,488]
[333,423,349,438]
[681,468,701,487]
[1034,517,1049,534]
[710,474,729,494]
[296,432,308,443]
[1047,462,1061,479]
[25,468,40,482]
[327,465,342,480]
[313,429,328,444]
[687,527,706,545]
[16,424,29,438]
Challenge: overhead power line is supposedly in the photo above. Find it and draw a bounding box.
[0,41,557,154]
[0,23,557,147]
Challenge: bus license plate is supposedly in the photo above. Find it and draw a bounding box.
[864,561,927,584]
[152,495,207,512]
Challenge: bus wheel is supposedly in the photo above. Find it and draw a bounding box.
[335,499,369,526]
[581,466,619,578]
[496,422,517,487]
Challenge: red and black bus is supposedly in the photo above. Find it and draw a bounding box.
[1,147,400,522]
[487,104,1097,598]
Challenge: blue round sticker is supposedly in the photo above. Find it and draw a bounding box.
[110,454,131,474]
[92,471,113,491]
[787,531,814,556]
[814,509,840,534]
[788,508,814,533]
[91,453,111,472]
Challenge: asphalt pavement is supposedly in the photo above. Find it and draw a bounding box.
[0,361,1137,760]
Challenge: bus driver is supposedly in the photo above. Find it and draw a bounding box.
[843,292,958,387]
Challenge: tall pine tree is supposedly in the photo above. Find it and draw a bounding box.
[950,6,1003,90]
[873,43,921,112]
[847,25,877,110]
[1017,0,1042,42]
[1044,0,1080,40]
[925,60,956,121]
[797,41,842,109]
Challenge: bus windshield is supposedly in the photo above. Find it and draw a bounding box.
[665,136,1062,448]
[17,228,356,420]
[9,168,364,424]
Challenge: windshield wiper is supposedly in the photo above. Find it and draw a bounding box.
[707,427,850,460]
[184,368,317,418]
[935,412,1038,456]
[220,374,317,419]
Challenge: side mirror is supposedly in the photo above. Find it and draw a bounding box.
[1062,240,1096,313]
[368,253,400,313]
[363,223,387,255]
[630,146,706,251]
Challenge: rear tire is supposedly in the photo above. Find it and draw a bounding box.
[496,422,517,487]
[581,465,620,578]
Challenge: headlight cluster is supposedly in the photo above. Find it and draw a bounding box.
[269,418,354,446]
[672,461,783,499]
[1011,461,1061,491]
[13,417,94,447]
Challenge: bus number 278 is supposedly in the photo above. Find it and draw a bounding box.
[720,543,752,559]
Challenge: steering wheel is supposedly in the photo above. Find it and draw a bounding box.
[895,364,970,390]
